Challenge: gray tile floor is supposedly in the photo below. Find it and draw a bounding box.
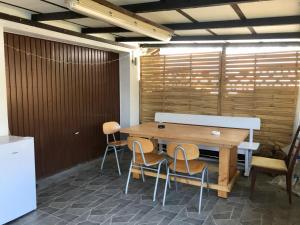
[9,150,300,225]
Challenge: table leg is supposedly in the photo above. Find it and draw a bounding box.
[229,146,238,179]
[218,146,237,198]
[132,164,141,179]
[132,171,141,179]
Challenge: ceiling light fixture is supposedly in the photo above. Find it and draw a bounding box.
[66,0,174,41]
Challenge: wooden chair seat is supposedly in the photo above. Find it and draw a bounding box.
[169,160,206,174]
[135,153,165,165]
[250,125,300,204]
[109,140,127,147]
[163,143,208,213]
[126,137,167,202]
[101,121,126,176]
[251,156,287,172]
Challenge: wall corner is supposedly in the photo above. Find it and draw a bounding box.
[0,25,9,136]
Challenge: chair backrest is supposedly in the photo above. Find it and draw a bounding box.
[167,143,199,175]
[286,126,300,174]
[127,137,154,154]
[167,143,199,160]
[103,121,120,135]
[127,137,154,165]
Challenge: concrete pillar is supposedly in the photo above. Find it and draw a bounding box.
[0,25,9,136]
[119,51,140,128]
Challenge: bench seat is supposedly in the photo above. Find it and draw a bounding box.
[155,112,261,176]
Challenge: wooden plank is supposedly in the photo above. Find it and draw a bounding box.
[121,122,248,148]
[218,147,231,198]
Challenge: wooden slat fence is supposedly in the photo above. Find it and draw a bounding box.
[140,49,300,146]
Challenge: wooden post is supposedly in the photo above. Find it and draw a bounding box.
[218,146,230,198]
[218,146,238,198]
[229,146,238,179]
[132,170,141,179]
[217,45,226,116]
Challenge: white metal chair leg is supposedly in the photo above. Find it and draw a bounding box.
[165,162,171,188]
[199,168,207,214]
[174,174,178,192]
[153,161,163,202]
[163,167,170,206]
[199,185,204,214]
[113,146,121,176]
[206,169,210,195]
[125,161,133,194]
[100,145,109,171]
[141,166,145,182]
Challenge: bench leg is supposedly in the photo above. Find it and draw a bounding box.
[158,143,163,153]
[244,150,249,176]
[244,150,252,177]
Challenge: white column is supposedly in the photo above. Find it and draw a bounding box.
[294,85,300,133]
[119,51,140,128]
[0,25,9,136]
[130,52,140,126]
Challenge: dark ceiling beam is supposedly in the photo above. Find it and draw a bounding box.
[230,3,256,34]
[140,42,300,48]
[84,27,129,33]
[32,0,265,21]
[0,12,134,49]
[116,32,300,42]
[82,16,300,33]
[175,9,198,23]
[122,0,265,13]
[32,11,85,21]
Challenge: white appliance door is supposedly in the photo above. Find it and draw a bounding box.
[0,138,37,224]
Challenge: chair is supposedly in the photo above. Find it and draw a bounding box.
[163,143,208,213]
[101,121,127,176]
[125,136,167,202]
[250,125,300,204]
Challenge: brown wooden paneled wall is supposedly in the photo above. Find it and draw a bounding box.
[4,32,120,178]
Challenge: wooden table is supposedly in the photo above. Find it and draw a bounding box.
[120,122,249,198]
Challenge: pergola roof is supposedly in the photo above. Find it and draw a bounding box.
[0,0,299,43]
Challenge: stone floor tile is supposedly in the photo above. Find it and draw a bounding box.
[56,213,79,222]
[214,219,240,225]
[183,217,205,225]
[213,212,232,220]
[7,156,300,225]
[111,215,135,223]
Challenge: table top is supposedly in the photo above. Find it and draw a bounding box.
[120,122,249,148]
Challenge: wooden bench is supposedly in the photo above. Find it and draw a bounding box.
[155,112,261,176]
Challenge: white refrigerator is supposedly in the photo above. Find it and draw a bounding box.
[0,136,37,225]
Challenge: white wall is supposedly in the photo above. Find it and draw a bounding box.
[119,51,140,128]
[0,25,9,136]
[131,55,140,126]
[294,86,300,133]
